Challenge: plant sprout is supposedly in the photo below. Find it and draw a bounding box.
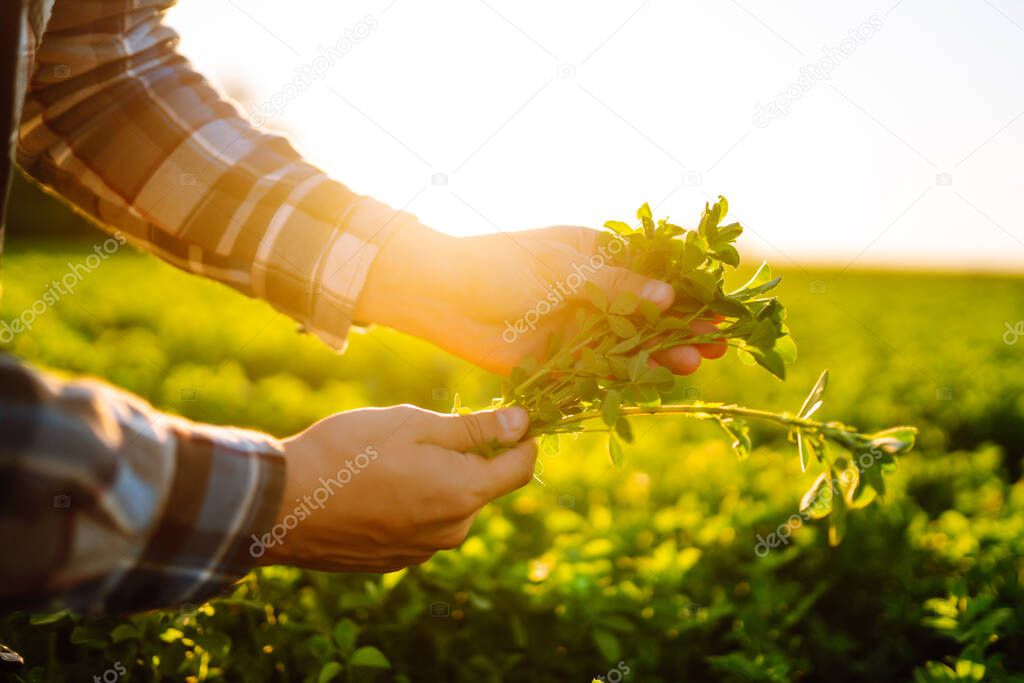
[484,197,917,545]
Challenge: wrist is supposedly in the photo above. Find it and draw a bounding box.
[354,220,457,331]
[253,434,304,567]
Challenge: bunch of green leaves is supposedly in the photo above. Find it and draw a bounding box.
[497,197,917,544]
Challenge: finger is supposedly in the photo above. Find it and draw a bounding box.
[653,344,702,375]
[586,265,675,311]
[417,407,530,452]
[466,439,538,504]
[691,319,727,360]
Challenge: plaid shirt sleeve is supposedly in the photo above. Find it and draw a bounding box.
[0,355,286,616]
[17,0,420,350]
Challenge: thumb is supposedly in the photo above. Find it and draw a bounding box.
[470,439,538,503]
[420,406,530,452]
[587,265,675,311]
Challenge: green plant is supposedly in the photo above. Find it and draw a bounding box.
[914,586,1023,683]
[3,242,1022,682]
[497,198,918,544]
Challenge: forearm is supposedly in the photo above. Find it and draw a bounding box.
[0,355,285,615]
[18,0,426,351]
[352,220,456,333]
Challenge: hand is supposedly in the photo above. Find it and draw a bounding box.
[355,223,726,375]
[256,405,534,572]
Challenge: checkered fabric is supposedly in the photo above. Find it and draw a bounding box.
[1,0,417,615]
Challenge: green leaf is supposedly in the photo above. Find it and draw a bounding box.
[799,472,834,520]
[608,435,625,468]
[710,244,740,267]
[604,220,634,235]
[732,276,782,302]
[65,625,112,649]
[842,465,877,509]
[637,203,655,235]
[774,334,798,364]
[714,221,742,244]
[638,299,662,325]
[608,335,644,355]
[318,662,344,683]
[609,291,640,315]
[754,298,785,323]
[592,628,622,662]
[332,618,358,656]
[349,646,391,669]
[626,352,649,382]
[579,347,609,376]
[602,389,622,427]
[796,430,815,472]
[307,634,335,660]
[745,318,779,350]
[680,231,708,272]
[798,370,829,418]
[829,473,848,546]
[639,365,676,391]
[656,316,694,331]
[631,384,662,407]
[861,458,887,498]
[679,270,719,301]
[718,417,751,460]
[732,261,772,293]
[698,202,719,240]
[584,281,608,311]
[110,625,140,643]
[607,314,637,338]
[750,347,786,380]
[614,417,634,443]
[717,195,729,219]
[865,426,918,456]
[839,465,861,505]
[709,294,749,319]
[29,611,70,625]
[608,355,632,381]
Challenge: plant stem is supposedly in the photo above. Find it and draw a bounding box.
[539,403,847,436]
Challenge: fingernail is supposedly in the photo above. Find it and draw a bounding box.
[498,407,528,437]
[642,280,674,308]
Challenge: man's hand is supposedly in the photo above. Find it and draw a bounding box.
[355,223,726,375]
[256,405,534,572]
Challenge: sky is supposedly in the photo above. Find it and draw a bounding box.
[165,0,1024,271]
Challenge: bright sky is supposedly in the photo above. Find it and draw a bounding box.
[166,0,1024,271]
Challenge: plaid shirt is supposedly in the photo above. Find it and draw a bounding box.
[1,0,417,615]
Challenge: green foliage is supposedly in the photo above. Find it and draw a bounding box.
[1,240,1022,682]
[501,200,916,543]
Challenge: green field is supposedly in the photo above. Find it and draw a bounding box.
[1,240,1023,682]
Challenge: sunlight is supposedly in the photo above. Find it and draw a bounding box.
[167,1,1024,269]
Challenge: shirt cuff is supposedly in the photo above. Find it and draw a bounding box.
[253,180,423,352]
[98,419,288,612]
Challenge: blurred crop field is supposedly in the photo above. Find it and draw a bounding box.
[1,225,1023,681]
